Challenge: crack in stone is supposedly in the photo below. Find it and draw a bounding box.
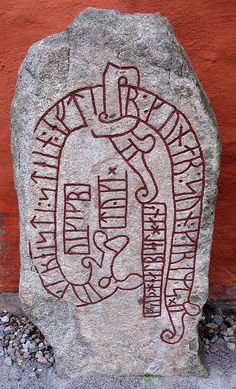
[25,66,35,80]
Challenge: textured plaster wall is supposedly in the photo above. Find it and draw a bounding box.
[0,0,235,300]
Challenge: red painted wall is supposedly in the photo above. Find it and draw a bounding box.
[0,1,235,300]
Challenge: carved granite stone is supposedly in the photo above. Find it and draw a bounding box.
[11,8,220,377]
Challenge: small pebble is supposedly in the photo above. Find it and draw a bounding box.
[4,326,12,332]
[227,342,236,352]
[37,355,47,364]
[227,327,234,336]
[3,356,12,366]
[215,338,225,349]
[221,330,228,337]
[225,317,234,327]
[213,315,224,326]
[1,316,10,324]
[31,347,39,354]
[209,344,219,353]
[227,336,236,343]
[210,335,219,343]
[35,351,43,358]
[23,352,30,359]
[224,336,229,342]
[206,322,218,330]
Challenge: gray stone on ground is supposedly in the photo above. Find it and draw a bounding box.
[11,8,220,378]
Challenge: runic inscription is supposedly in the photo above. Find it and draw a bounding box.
[98,172,128,229]
[63,184,91,255]
[29,62,205,344]
[142,202,166,317]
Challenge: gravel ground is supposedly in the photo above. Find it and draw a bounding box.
[0,306,236,389]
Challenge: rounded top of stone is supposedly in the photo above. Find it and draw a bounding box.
[69,7,167,31]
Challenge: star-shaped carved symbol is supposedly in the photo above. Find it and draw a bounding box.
[108,166,117,175]
[147,284,157,293]
[151,224,160,235]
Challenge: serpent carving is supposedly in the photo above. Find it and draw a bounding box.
[29,62,205,344]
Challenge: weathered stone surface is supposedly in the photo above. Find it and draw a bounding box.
[11,8,220,378]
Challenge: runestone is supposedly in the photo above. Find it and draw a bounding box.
[11,8,220,377]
